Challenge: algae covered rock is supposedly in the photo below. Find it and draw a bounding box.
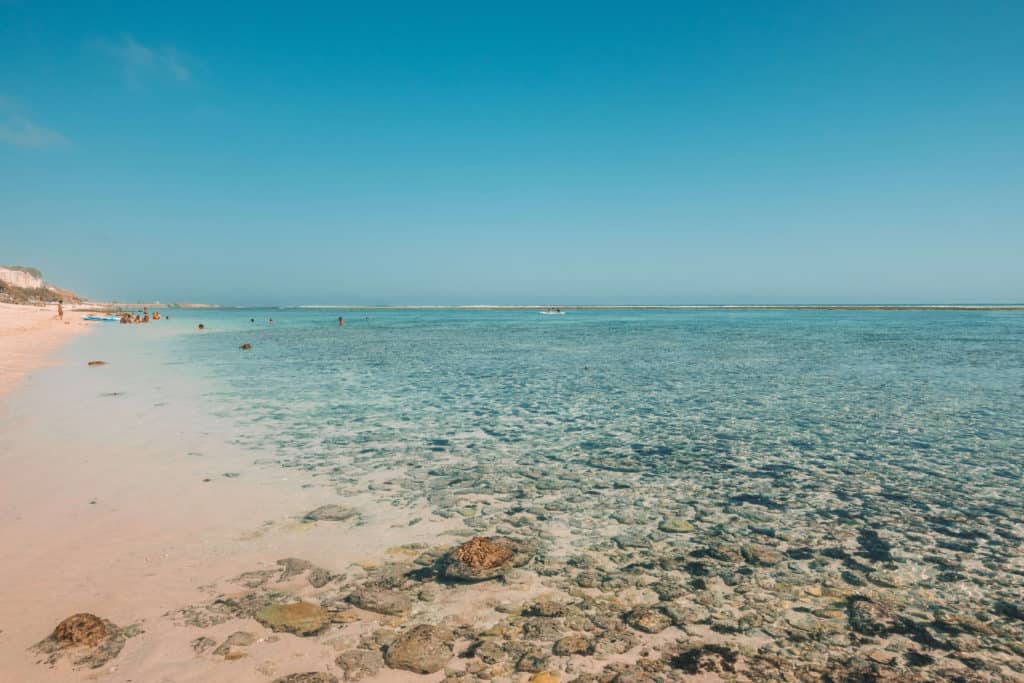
[441,536,530,581]
[256,601,330,636]
[384,623,453,673]
[347,587,412,615]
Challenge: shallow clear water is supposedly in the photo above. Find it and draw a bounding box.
[168,308,1024,676]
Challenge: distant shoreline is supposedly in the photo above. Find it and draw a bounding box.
[81,303,1024,312]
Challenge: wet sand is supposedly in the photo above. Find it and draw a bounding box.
[0,323,476,682]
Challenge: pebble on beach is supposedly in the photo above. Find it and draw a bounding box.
[31,613,128,669]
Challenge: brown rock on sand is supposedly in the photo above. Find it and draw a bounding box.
[32,613,127,669]
[87,360,107,366]
[52,613,109,646]
[384,624,454,673]
[256,602,330,636]
[442,536,530,581]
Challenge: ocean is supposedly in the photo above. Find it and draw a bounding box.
[56,308,1024,678]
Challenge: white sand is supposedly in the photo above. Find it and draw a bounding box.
[0,303,93,396]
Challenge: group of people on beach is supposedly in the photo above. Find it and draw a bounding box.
[119,306,163,325]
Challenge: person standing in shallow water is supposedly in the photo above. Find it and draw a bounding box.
[338,316,344,327]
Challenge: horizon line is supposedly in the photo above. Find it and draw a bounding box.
[82,302,1024,312]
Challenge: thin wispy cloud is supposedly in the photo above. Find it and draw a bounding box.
[99,34,191,83]
[0,97,67,148]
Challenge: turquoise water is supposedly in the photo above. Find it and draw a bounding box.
[170,309,1024,676]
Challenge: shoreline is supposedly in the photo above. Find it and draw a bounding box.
[0,319,468,682]
[1,307,1021,682]
[82,302,1024,312]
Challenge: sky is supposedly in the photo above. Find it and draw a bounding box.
[1,1,1022,305]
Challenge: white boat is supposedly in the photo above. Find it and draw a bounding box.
[539,310,566,315]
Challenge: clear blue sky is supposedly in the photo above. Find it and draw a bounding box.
[2,1,1022,304]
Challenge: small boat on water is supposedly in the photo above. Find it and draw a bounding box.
[539,309,566,316]
[83,315,119,322]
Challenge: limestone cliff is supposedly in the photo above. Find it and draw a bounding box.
[0,266,44,289]
[0,265,81,304]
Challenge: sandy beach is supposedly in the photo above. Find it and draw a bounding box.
[0,303,93,396]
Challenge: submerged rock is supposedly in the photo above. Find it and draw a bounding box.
[847,596,901,636]
[277,557,314,580]
[741,543,784,566]
[256,602,330,636]
[625,606,672,634]
[384,624,453,673]
[304,505,359,523]
[213,631,257,656]
[32,613,127,669]
[659,516,694,533]
[524,600,568,618]
[271,674,339,683]
[335,649,384,681]
[191,636,217,654]
[442,536,529,581]
[308,567,333,588]
[347,587,412,615]
[240,343,252,350]
[668,643,740,675]
[553,635,593,656]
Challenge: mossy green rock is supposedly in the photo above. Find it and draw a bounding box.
[256,602,329,636]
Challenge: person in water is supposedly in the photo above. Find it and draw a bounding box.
[338,316,345,327]
[198,323,205,330]
[251,318,255,324]
[268,318,274,325]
